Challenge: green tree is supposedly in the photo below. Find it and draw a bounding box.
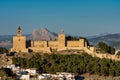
[97,42,109,53]
[0,47,8,54]
[108,46,115,54]
[0,70,6,77]
[2,68,13,76]
[97,42,115,54]
[66,36,79,40]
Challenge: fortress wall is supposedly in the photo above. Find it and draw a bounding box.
[57,47,84,51]
[10,48,28,53]
[67,41,80,47]
[94,52,116,60]
[31,41,47,47]
[89,46,96,52]
[29,47,51,53]
[21,49,28,53]
[48,41,58,49]
[79,39,86,47]
[66,47,83,50]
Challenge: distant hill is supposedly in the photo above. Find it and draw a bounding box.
[0,35,13,49]
[87,33,120,49]
[0,35,13,41]
[0,34,30,49]
[27,27,58,41]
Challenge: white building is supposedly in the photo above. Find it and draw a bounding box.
[38,74,51,80]
[20,74,30,80]
[57,72,75,80]
[23,68,36,75]
[38,75,47,80]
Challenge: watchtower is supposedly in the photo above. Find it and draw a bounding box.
[58,30,66,48]
[10,26,28,52]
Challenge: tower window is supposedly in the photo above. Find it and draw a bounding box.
[18,39,20,41]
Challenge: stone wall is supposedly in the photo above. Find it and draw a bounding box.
[29,47,51,53]
[89,46,96,52]
[31,41,47,47]
[67,41,80,47]
[48,41,58,49]
[79,39,86,47]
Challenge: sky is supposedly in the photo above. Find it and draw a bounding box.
[0,0,120,36]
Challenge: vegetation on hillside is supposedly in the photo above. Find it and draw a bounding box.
[0,68,14,80]
[12,53,120,76]
[66,36,88,41]
[0,47,8,54]
[66,36,79,40]
[97,42,115,54]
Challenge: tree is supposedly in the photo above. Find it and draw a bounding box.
[66,36,79,40]
[0,70,6,77]
[108,46,115,54]
[97,42,115,54]
[0,47,8,54]
[97,42,109,53]
[2,68,13,76]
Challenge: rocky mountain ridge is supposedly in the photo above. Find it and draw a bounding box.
[27,28,58,41]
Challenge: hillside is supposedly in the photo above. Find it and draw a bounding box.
[12,52,120,77]
[88,33,120,49]
[0,35,13,49]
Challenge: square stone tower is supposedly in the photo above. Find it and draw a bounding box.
[79,38,88,48]
[10,26,28,53]
[58,30,66,48]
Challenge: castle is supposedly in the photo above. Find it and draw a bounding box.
[10,27,95,53]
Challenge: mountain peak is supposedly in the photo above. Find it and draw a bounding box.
[28,28,57,41]
[40,27,49,32]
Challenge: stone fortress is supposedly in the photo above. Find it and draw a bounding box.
[10,27,95,53]
[10,27,120,61]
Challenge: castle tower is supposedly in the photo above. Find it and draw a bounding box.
[58,30,66,48]
[17,26,22,36]
[10,26,28,53]
[79,38,88,48]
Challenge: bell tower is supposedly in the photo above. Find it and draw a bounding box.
[17,26,22,36]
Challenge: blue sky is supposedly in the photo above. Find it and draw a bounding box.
[0,0,120,36]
